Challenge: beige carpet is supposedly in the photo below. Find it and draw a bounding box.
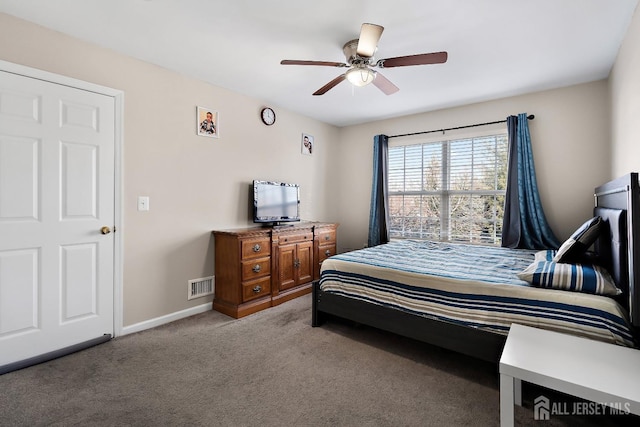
[0,293,636,426]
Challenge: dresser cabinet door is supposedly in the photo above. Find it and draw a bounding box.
[296,240,314,285]
[278,243,297,290]
[277,240,314,291]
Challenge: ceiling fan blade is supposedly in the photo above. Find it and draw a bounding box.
[281,60,347,67]
[372,72,399,95]
[378,51,448,68]
[356,23,384,58]
[313,74,346,96]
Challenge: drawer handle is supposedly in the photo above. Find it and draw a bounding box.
[252,264,261,273]
[325,249,331,256]
[252,244,261,252]
[325,235,330,240]
[252,285,262,294]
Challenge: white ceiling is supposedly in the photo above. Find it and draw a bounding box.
[1,0,638,127]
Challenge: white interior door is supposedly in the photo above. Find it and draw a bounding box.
[0,69,115,368]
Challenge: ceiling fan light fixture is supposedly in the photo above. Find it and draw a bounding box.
[345,67,376,87]
[280,22,447,96]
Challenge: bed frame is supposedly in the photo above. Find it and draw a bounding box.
[312,173,640,362]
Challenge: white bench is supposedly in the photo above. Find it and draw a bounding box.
[499,323,640,426]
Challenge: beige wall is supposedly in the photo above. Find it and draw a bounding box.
[0,13,340,326]
[336,81,611,252]
[610,3,640,177]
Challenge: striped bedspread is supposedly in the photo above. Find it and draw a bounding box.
[319,240,635,347]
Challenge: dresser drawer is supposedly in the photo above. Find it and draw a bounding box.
[241,237,271,260]
[279,232,312,244]
[317,244,336,264]
[241,257,271,281]
[242,276,271,302]
[316,229,336,244]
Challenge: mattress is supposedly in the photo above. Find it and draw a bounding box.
[319,240,635,347]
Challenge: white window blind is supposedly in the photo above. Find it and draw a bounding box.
[388,133,508,245]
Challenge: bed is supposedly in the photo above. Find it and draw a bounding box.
[312,173,640,362]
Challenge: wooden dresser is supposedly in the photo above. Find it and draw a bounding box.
[212,222,338,318]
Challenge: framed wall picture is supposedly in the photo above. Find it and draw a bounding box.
[301,133,314,156]
[197,106,219,138]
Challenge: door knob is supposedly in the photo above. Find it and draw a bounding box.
[101,226,112,235]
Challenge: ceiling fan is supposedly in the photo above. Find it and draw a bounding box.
[280,23,448,96]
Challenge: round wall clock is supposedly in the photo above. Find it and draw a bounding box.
[261,107,276,126]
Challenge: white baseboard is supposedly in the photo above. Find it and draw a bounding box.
[119,301,213,336]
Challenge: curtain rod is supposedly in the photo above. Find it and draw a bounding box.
[387,114,535,139]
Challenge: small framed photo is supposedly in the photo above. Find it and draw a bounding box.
[197,106,219,138]
[301,133,314,156]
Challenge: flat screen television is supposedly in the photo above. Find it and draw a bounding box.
[253,180,300,224]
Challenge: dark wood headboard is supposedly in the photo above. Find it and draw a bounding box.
[594,172,640,328]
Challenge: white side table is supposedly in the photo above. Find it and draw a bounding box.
[499,323,640,426]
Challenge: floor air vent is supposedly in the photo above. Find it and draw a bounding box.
[188,276,214,300]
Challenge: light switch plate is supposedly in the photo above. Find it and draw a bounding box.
[138,196,150,211]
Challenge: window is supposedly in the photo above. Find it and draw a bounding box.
[388,133,508,245]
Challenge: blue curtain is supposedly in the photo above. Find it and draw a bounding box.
[501,113,560,249]
[368,134,390,247]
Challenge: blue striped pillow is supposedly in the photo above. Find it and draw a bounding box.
[553,216,603,263]
[517,260,621,296]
